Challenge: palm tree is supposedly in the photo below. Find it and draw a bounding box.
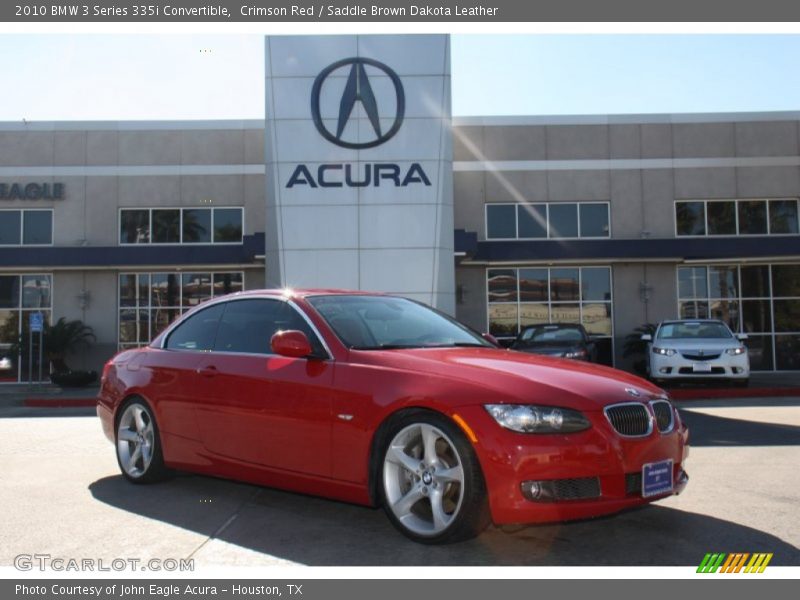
[43,318,96,373]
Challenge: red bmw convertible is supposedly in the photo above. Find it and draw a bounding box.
[97,289,689,544]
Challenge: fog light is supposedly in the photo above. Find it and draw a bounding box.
[659,367,671,374]
[520,481,558,502]
[521,481,543,501]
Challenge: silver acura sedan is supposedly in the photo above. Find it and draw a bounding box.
[642,319,750,387]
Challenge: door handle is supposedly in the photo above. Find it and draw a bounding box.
[197,365,218,378]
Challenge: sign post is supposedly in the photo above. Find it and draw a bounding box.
[29,312,44,388]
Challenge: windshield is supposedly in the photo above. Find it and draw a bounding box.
[518,325,584,345]
[657,321,733,340]
[307,295,492,350]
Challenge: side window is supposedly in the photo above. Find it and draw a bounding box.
[213,299,325,355]
[165,303,225,351]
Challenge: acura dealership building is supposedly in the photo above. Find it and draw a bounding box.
[0,33,799,381]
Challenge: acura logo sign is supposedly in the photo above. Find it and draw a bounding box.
[310,57,405,149]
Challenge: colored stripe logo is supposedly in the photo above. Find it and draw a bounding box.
[697,552,773,573]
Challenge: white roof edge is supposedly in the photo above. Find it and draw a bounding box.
[452,111,800,127]
[0,119,266,132]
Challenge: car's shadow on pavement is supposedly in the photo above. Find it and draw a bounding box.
[88,473,800,566]
[678,409,800,447]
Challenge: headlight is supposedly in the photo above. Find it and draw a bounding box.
[484,404,591,433]
[653,347,676,356]
[726,347,746,356]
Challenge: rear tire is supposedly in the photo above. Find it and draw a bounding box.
[379,410,490,544]
[115,398,169,484]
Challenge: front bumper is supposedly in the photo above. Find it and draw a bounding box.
[453,404,689,525]
[650,352,749,380]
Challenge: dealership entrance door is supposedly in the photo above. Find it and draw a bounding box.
[0,274,52,383]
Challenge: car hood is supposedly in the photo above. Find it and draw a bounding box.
[654,339,742,351]
[515,344,582,355]
[354,347,664,411]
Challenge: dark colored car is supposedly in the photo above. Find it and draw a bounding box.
[510,323,598,362]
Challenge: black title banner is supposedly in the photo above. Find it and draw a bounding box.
[5,0,800,22]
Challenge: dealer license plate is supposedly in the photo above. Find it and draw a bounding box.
[642,459,673,498]
[692,362,712,373]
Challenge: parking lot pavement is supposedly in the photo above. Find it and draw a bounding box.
[0,400,798,567]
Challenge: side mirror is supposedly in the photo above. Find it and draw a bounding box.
[271,330,312,358]
[481,332,501,347]
[640,334,652,342]
[737,333,749,341]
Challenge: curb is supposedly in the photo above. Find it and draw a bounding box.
[23,398,97,408]
[669,387,800,400]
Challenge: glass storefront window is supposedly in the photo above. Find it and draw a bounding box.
[769,200,799,234]
[679,300,709,319]
[487,266,614,365]
[775,335,800,370]
[518,268,548,302]
[772,265,800,297]
[677,199,800,236]
[579,203,610,237]
[737,200,768,235]
[548,204,578,238]
[213,208,244,243]
[550,268,579,301]
[486,204,516,239]
[152,209,180,244]
[678,263,800,371]
[118,271,244,349]
[741,266,771,298]
[0,211,21,245]
[581,267,611,302]
[676,202,705,236]
[741,299,772,333]
[0,274,52,382]
[120,208,244,245]
[486,202,610,240]
[183,209,212,243]
[487,269,517,303]
[707,201,736,235]
[517,204,547,238]
[488,303,518,337]
[678,266,707,299]
[22,211,52,245]
[120,210,149,244]
[181,273,212,307]
[709,266,738,299]
[0,210,52,245]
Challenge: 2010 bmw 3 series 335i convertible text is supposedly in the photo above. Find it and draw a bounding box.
[97,289,689,544]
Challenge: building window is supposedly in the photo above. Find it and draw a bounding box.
[487,266,614,365]
[676,199,799,237]
[119,207,244,245]
[0,274,52,382]
[486,202,609,240]
[677,263,800,371]
[0,210,53,245]
[118,271,244,349]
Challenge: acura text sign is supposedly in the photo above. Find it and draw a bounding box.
[286,56,430,189]
[264,34,455,313]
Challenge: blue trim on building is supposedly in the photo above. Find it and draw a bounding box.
[0,233,265,268]
[453,233,800,262]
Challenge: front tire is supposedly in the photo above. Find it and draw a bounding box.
[733,378,750,388]
[116,399,169,484]
[379,410,490,544]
